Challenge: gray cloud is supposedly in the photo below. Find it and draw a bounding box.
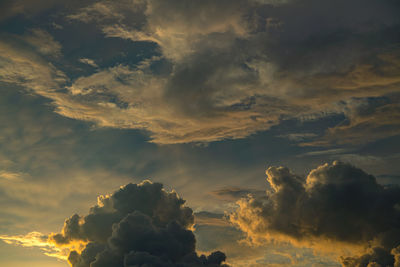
[50,180,229,267]
[277,133,318,142]
[230,161,400,266]
[0,0,399,144]
[341,244,400,267]
[194,212,229,227]
[210,187,265,202]
[304,94,400,146]
[193,210,342,266]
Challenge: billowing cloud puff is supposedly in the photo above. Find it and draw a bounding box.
[229,161,400,266]
[49,180,229,267]
[1,0,399,144]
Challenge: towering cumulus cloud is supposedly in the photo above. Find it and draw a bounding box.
[230,161,400,266]
[50,181,229,267]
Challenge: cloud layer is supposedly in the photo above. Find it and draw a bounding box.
[0,0,399,144]
[229,161,400,266]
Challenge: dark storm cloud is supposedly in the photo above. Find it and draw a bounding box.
[341,242,400,267]
[50,181,229,267]
[230,161,400,266]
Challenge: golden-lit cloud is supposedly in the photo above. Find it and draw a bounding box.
[194,213,341,267]
[21,28,62,57]
[1,181,232,266]
[1,1,400,266]
[229,161,400,266]
[0,170,28,181]
[78,58,98,68]
[1,0,400,145]
[0,232,69,260]
[43,181,229,266]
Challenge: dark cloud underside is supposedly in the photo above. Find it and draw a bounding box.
[51,181,229,267]
[230,161,400,266]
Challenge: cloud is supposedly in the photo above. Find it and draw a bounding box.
[40,180,230,267]
[194,216,340,267]
[299,148,350,156]
[0,0,60,21]
[0,232,69,260]
[229,161,400,266]
[194,212,230,227]
[210,187,265,202]
[66,1,125,23]
[277,133,318,142]
[0,166,133,235]
[341,245,400,267]
[78,58,98,68]
[1,181,230,266]
[304,94,400,146]
[21,29,62,57]
[50,0,400,144]
[0,171,28,181]
[0,32,67,100]
[377,175,400,186]
[1,0,400,144]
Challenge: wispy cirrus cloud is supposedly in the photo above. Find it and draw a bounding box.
[0,232,69,260]
[0,171,28,181]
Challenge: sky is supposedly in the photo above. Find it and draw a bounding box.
[0,0,400,266]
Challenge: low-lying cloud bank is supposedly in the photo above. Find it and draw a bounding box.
[49,180,229,267]
[229,161,400,266]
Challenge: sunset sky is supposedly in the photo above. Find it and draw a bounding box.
[1,0,400,266]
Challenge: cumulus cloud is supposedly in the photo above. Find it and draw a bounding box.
[229,161,400,266]
[45,180,229,267]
